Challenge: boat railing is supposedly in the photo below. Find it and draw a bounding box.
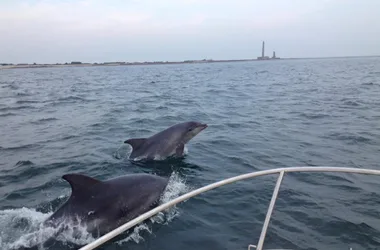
[79,166,380,250]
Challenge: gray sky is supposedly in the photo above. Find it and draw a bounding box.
[1,0,379,64]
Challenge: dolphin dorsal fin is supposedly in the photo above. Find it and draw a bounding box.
[124,138,147,149]
[62,174,102,198]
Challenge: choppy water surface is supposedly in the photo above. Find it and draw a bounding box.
[1,57,380,250]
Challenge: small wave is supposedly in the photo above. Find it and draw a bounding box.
[209,138,237,148]
[324,218,380,245]
[39,117,58,122]
[128,117,155,126]
[369,71,380,76]
[362,82,375,86]
[30,117,58,125]
[48,96,95,107]
[89,122,105,128]
[327,132,372,145]
[0,144,39,152]
[15,100,39,104]
[204,89,225,95]
[15,92,30,97]
[1,84,18,90]
[343,100,360,106]
[339,97,361,107]
[60,135,79,141]
[0,112,17,117]
[156,105,169,111]
[14,160,34,167]
[58,96,87,102]
[225,122,242,128]
[327,182,361,192]
[299,112,330,119]
[58,96,96,103]
[0,106,36,112]
[0,172,189,250]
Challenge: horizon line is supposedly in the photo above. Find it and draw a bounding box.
[1,55,379,68]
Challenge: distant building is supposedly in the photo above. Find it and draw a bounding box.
[272,51,280,60]
[257,41,270,60]
[71,61,82,64]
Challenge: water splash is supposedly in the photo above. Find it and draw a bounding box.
[113,143,131,159]
[0,207,53,250]
[115,224,152,245]
[159,171,191,220]
[0,207,97,250]
[115,171,190,245]
[183,145,189,156]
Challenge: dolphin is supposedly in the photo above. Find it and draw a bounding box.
[43,173,169,237]
[124,121,208,160]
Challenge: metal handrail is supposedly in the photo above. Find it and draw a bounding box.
[79,166,380,250]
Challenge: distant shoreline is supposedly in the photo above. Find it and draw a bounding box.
[0,59,255,70]
[1,55,379,70]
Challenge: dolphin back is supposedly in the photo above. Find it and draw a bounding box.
[123,121,207,160]
[123,126,183,159]
[44,173,169,236]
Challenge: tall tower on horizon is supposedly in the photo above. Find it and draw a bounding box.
[257,40,272,60]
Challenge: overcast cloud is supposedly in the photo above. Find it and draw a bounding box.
[1,0,379,63]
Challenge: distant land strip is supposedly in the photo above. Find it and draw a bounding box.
[1,55,379,70]
[0,59,256,70]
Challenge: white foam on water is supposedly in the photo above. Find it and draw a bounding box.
[115,224,152,245]
[115,171,190,245]
[113,143,132,159]
[183,145,189,155]
[0,207,97,250]
[0,172,190,249]
[0,207,52,250]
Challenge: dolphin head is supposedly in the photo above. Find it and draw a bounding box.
[179,121,208,144]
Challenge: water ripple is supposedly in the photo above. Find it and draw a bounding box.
[0,57,380,250]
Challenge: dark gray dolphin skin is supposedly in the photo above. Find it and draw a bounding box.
[44,173,169,236]
[124,121,208,160]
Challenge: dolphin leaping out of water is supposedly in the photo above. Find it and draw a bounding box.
[124,121,208,160]
[44,173,169,237]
